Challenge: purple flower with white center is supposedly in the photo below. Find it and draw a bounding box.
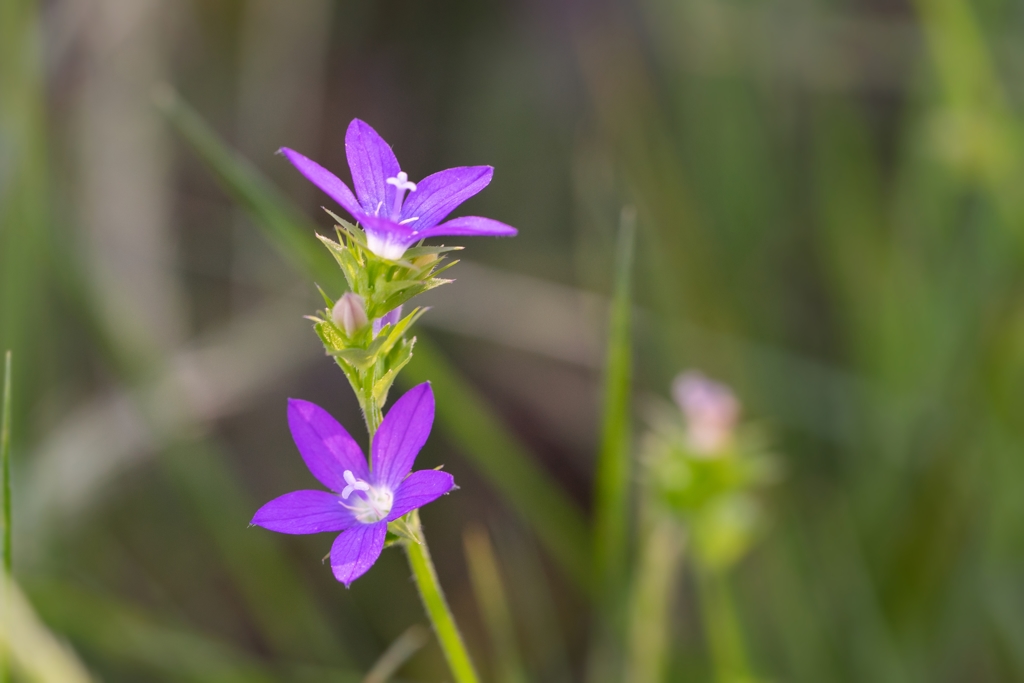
[281,119,518,260]
[251,383,455,586]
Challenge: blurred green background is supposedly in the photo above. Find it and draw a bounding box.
[4,0,1024,680]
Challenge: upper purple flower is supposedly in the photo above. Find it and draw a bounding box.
[251,383,455,586]
[281,120,518,260]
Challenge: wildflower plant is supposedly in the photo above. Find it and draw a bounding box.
[628,371,777,683]
[644,371,776,569]
[251,119,517,683]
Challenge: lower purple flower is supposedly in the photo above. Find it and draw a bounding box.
[251,383,455,586]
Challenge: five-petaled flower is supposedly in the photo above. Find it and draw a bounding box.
[281,119,517,260]
[251,383,455,586]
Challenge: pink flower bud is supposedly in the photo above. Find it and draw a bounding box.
[331,293,368,336]
[671,371,740,455]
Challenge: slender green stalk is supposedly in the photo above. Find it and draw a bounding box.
[464,525,528,683]
[587,209,636,683]
[404,511,480,683]
[1,351,11,683]
[626,513,684,683]
[697,568,752,683]
[363,625,429,683]
[593,207,637,597]
[1,350,11,575]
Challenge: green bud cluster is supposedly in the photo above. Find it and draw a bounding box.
[307,212,462,434]
[641,414,778,571]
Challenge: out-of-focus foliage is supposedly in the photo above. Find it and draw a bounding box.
[3,0,1024,680]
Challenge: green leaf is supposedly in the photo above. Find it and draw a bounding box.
[315,284,334,309]
[593,209,636,601]
[402,245,464,259]
[373,339,416,406]
[313,320,345,353]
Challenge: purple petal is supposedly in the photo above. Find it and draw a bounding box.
[330,521,388,586]
[387,470,456,521]
[280,148,363,219]
[400,166,493,229]
[251,490,356,534]
[418,216,518,240]
[288,399,369,492]
[346,119,401,215]
[371,383,435,491]
[373,305,403,337]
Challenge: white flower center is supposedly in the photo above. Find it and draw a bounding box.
[365,231,409,260]
[339,469,393,523]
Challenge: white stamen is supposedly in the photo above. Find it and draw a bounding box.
[386,171,417,193]
[340,469,370,500]
[399,216,420,225]
[338,480,394,523]
[385,171,417,219]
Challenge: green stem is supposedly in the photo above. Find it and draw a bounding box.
[404,511,480,683]
[586,208,636,683]
[626,513,684,683]
[1,350,12,683]
[362,387,382,438]
[2,350,12,573]
[593,207,636,598]
[697,567,752,683]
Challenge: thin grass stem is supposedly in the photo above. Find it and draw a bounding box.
[697,567,752,683]
[1,350,11,574]
[1,351,12,683]
[593,207,637,598]
[626,513,684,683]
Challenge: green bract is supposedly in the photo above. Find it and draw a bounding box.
[320,211,460,319]
[642,422,777,571]
[309,213,461,433]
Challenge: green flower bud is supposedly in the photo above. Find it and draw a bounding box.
[332,292,368,336]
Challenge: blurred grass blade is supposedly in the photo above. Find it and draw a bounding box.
[492,525,573,681]
[1,351,10,683]
[0,572,93,683]
[1,351,10,576]
[593,207,636,597]
[464,525,528,683]
[403,336,591,590]
[362,625,430,683]
[28,580,284,683]
[587,208,636,683]
[152,85,342,292]
[697,569,753,683]
[626,515,683,683]
[158,90,591,593]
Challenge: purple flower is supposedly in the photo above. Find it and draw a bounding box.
[281,120,517,260]
[372,305,403,337]
[251,383,455,586]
